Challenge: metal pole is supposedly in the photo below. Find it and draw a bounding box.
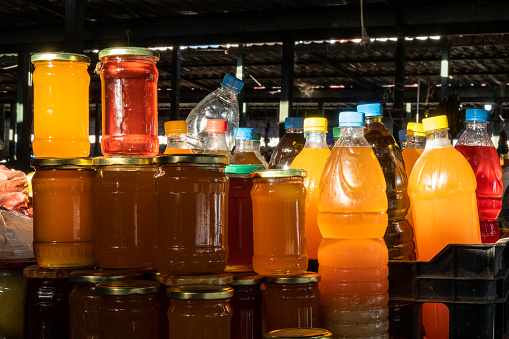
[279,38,295,137]
[170,46,181,120]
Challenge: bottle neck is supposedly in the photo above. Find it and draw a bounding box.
[166,134,191,149]
[304,131,328,149]
[425,128,452,148]
[338,126,371,147]
[204,132,229,151]
[286,127,304,133]
[466,120,488,131]
[365,115,382,127]
[235,139,255,152]
[406,134,426,149]
[218,85,239,103]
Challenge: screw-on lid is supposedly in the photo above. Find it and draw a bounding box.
[234,127,255,140]
[398,129,407,141]
[304,118,327,132]
[206,119,227,133]
[357,103,382,117]
[265,272,320,284]
[31,52,90,64]
[167,285,234,300]
[93,157,153,166]
[422,115,449,132]
[251,169,306,178]
[164,120,188,134]
[222,74,244,93]
[264,328,332,338]
[23,265,74,279]
[230,273,264,286]
[332,126,341,138]
[339,111,365,127]
[153,154,228,165]
[254,133,261,142]
[285,117,304,129]
[98,47,160,60]
[226,164,265,174]
[157,273,233,287]
[31,158,94,168]
[466,108,489,122]
[69,269,143,284]
[407,122,425,137]
[96,280,160,295]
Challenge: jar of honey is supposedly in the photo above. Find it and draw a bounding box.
[167,285,233,338]
[69,269,143,339]
[23,266,74,339]
[251,169,308,276]
[96,280,160,339]
[31,53,91,158]
[31,158,95,268]
[154,154,229,275]
[230,274,263,339]
[97,47,160,157]
[264,328,332,338]
[263,273,321,332]
[93,157,157,269]
[225,165,265,272]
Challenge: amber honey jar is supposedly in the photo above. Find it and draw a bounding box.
[230,274,264,339]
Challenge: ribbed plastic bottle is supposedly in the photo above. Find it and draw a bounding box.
[163,120,194,154]
[290,117,331,261]
[232,128,264,165]
[186,74,244,151]
[408,115,481,339]
[455,109,503,243]
[203,119,235,164]
[253,133,269,167]
[358,103,415,261]
[269,117,305,169]
[318,111,389,338]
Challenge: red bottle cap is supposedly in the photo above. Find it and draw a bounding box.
[206,119,227,133]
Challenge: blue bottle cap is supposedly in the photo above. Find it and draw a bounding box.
[222,74,244,93]
[339,111,365,127]
[466,109,488,122]
[285,117,304,129]
[357,103,382,117]
[399,129,407,141]
[234,127,254,140]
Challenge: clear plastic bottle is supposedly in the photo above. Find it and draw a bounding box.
[203,119,235,164]
[268,117,305,169]
[186,74,244,151]
[164,120,194,154]
[318,111,389,338]
[290,117,331,261]
[232,128,264,165]
[455,109,503,244]
[398,129,407,150]
[253,133,269,167]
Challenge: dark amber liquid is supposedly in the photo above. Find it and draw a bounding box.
[156,164,228,275]
[231,284,262,339]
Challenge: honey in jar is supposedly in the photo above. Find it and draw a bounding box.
[264,328,332,338]
[230,274,263,339]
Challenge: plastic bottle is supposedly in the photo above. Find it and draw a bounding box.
[332,127,340,145]
[358,103,415,261]
[163,120,194,154]
[253,133,269,167]
[455,109,503,244]
[269,117,305,169]
[203,119,235,164]
[326,132,335,150]
[186,74,244,151]
[232,128,264,165]
[290,117,331,261]
[398,129,407,149]
[318,111,389,338]
[408,115,481,339]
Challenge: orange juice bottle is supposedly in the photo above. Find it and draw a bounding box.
[163,120,194,154]
[408,115,481,339]
[318,111,389,337]
[290,117,330,260]
[32,53,91,158]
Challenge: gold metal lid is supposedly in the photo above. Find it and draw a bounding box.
[158,273,233,287]
[230,274,264,286]
[93,157,154,166]
[96,280,160,295]
[98,47,160,60]
[153,154,228,165]
[251,169,306,178]
[265,272,320,284]
[69,269,143,284]
[31,158,94,167]
[264,328,332,338]
[23,265,74,279]
[31,52,90,64]
[167,285,233,300]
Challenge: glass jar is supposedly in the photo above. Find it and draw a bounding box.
[93,157,157,269]
[264,328,332,338]
[31,52,91,158]
[154,154,229,275]
[263,273,321,332]
[167,285,233,339]
[69,269,143,339]
[251,169,308,276]
[230,274,263,339]
[0,266,28,339]
[96,280,160,339]
[31,158,95,268]
[225,165,265,272]
[97,47,160,157]
[23,265,74,339]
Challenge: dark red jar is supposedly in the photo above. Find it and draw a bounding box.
[230,274,263,339]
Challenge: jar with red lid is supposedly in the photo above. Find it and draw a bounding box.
[230,274,263,339]
[97,47,160,157]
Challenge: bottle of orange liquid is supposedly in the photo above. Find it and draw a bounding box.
[408,115,481,339]
[163,120,194,154]
[232,128,264,165]
[290,117,331,261]
[318,111,389,337]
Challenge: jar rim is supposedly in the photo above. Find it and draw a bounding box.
[31,158,94,168]
[264,328,332,338]
[251,169,306,178]
[98,47,160,60]
[69,269,144,283]
[96,280,160,295]
[153,154,228,165]
[31,52,90,64]
[93,157,154,166]
[230,274,264,286]
[167,285,233,300]
[264,272,320,284]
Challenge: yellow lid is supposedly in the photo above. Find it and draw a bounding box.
[164,120,188,135]
[304,118,327,132]
[422,115,449,132]
[407,122,425,136]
